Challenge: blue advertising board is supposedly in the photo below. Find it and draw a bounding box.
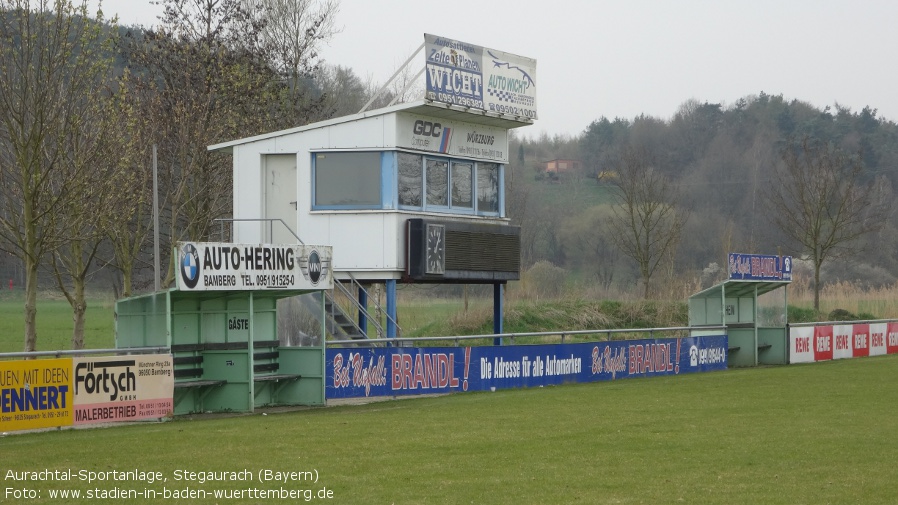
[326,335,727,399]
[728,253,792,281]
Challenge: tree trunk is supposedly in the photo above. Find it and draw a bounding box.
[24,256,38,353]
[71,276,87,350]
[122,267,133,299]
[813,261,822,312]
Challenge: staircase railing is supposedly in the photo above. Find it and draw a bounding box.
[327,276,403,341]
[347,274,402,339]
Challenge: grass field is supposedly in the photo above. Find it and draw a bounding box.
[0,293,115,353]
[2,354,897,504]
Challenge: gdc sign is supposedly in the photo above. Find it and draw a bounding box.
[413,120,442,137]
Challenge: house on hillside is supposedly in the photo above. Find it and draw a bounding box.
[544,159,582,174]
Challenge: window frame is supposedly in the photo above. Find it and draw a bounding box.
[311,151,386,210]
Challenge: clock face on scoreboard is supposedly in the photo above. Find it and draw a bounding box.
[425,224,445,275]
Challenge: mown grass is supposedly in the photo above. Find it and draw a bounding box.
[2,354,897,504]
[0,292,115,353]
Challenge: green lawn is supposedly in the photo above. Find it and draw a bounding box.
[0,293,115,353]
[2,354,896,504]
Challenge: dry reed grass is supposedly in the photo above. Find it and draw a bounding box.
[789,278,898,318]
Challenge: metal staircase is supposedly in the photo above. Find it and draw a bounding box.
[299,274,401,345]
[213,218,400,344]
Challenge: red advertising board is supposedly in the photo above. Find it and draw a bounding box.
[851,324,870,358]
[813,326,833,362]
[888,322,898,355]
[791,322,897,363]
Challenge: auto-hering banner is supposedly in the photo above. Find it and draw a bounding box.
[325,335,727,399]
[177,242,333,291]
[1,354,173,432]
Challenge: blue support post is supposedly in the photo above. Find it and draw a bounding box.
[493,283,503,345]
[386,280,397,340]
[358,285,368,338]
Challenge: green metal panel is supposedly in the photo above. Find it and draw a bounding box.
[757,327,788,365]
[727,328,757,367]
[114,291,170,347]
[202,312,227,343]
[688,298,708,326]
[276,347,325,406]
[201,351,253,412]
[172,313,201,345]
[738,297,755,324]
[705,296,723,325]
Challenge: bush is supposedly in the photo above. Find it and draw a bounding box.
[788,305,820,323]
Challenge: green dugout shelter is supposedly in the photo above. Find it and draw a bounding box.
[115,242,332,415]
[689,253,793,367]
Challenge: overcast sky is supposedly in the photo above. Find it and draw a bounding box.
[91,0,898,138]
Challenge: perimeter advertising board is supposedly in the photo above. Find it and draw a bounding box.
[177,242,333,291]
[424,34,537,121]
[0,358,72,431]
[72,354,174,425]
[790,322,898,364]
[326,335,727,399]
[1,356,174,432]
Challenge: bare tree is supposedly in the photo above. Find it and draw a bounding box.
[0,0,116,351]
[245,0,340,124]
[49,80,129,349]
[123,0,283,286]
[103,76,157,298]
[766,137,890,310]
[559,206,619,290]
[608,146,688,298]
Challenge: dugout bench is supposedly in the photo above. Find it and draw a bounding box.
[688,279,790,367]
[115,288,326,415]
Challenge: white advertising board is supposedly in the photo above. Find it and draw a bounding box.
[424,34,537,121]
[395,113,509,163]
[176,242,333,291]
[72,354,174,425]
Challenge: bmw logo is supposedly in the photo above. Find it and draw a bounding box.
[180,244,200,289]
[308,250,322,285]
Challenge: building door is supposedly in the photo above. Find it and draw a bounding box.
[263,154,298,244]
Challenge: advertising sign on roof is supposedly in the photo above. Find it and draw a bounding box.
[177,242,333,291]
[728,253,792,281]
[424,34,537,121]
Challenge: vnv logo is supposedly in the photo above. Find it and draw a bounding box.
[180,243,200,289]
[308,250,322,285]
[413,120,442,137]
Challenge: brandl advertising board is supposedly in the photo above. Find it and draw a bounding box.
[424,34,537,121]
[177,242,333,291]
[326,335,727,399]
[728,253,793,281]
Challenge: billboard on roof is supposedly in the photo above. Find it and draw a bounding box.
[424,34,537,121]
